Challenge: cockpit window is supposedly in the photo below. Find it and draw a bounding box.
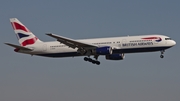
[165,38,171,40]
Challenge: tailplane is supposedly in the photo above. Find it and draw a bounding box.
[5,43,32,51]
[10,18,42,46]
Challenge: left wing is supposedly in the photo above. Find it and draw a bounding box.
[46,33,98,50]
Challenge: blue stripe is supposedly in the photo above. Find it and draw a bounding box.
[17,33,29,39]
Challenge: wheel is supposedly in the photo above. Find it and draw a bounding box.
[92,60,96,64]
[96,61,100,65]
[84,57,88,61]
[88,58,93,62]
[160,55,164,58]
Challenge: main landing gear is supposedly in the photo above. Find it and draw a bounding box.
[160,50,165,58]
[84,57,100,65]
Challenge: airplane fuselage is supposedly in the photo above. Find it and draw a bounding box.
[18,34,176,58]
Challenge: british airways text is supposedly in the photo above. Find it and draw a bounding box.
[122,42,153,47]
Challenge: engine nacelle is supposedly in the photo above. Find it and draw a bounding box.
[94,46,112,55]
[106,53,125,60]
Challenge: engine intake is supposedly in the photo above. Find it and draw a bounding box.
[106,53,125,60]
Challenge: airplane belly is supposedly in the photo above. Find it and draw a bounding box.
[113,46,171,53]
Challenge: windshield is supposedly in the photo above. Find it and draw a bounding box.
[165,38,171,40]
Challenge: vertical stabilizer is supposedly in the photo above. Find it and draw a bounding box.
[10,18,42,46]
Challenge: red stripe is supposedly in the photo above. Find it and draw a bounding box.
[21,37,38,46]
[142,37,159,39]
[13,22,30,32]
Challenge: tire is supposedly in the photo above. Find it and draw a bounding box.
[92,60,96,64]
[88,58,93,62]
[160,55,164,58]
[96,61,100,65]
[84,57,88,61]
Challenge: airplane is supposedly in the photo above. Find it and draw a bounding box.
[5,18,176,65]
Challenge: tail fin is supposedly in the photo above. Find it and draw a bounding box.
[10,18,42,46]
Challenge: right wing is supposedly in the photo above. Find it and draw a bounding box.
[5,43,33,51]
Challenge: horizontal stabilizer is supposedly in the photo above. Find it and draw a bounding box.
[5,43,32,51]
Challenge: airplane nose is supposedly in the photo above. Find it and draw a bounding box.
[171,40,176,46]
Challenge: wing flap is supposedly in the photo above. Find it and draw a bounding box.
[5,43,32,51]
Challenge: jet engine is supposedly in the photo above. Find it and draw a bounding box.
[106,53,125,60]
[94,46,112,55]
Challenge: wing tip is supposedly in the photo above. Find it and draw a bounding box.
[4,43,11,45]
[45,33,52,35]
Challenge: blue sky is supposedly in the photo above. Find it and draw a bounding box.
[0,0,180,101]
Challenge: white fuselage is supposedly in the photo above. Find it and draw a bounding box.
[18,35,176,57]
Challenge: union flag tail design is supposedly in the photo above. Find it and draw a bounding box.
[10,18,42,46]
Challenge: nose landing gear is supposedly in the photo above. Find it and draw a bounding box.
[160,50,165,58]
[160,55,164,58]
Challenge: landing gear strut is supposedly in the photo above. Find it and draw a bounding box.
[84,57,100,65]
[160,50,165,58]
